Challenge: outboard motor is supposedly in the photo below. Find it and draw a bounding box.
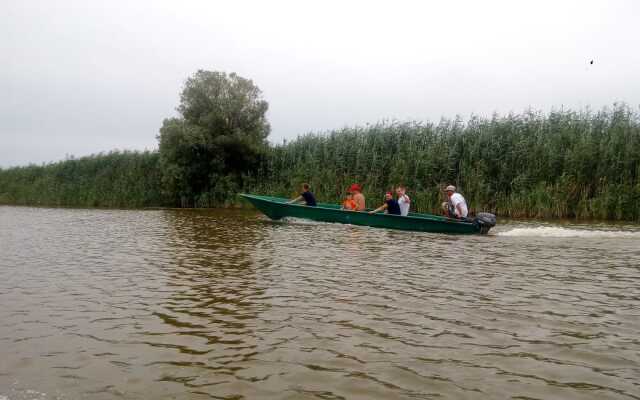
[473,212,496,234]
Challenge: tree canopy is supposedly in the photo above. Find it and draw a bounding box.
[158,70,270,206]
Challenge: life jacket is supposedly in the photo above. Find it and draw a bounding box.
[343,199,357,210]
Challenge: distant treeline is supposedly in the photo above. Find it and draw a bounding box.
[1,104,639,221]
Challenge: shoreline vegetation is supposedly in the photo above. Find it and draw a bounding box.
[1,70,638,221]
[1,105,639,221]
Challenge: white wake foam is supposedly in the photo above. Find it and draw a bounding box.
[498,226,640,238]
[0,389,49,400]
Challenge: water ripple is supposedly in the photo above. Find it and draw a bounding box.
[0,206,639,399]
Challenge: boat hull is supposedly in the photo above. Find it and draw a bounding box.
[240,194,488,235]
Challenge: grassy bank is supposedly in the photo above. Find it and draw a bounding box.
[1,105,639,220]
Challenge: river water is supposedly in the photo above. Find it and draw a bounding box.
[1,206,639,400]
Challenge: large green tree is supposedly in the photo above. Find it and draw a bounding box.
[158,70,270,206]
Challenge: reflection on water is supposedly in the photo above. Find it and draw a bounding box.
[0,206,639,399]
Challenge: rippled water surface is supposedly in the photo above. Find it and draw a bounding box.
[1,206,639,399]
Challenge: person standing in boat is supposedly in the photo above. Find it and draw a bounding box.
[442,185,468,219]
[288,183,317,206]
[369,192,401,215]
[396,186,411,216]
[349,184,366,211]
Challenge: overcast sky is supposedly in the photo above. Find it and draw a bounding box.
[2,0,639,167]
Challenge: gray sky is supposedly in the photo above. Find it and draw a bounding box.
[2,0,639,167]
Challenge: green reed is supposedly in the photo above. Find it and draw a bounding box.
[250,104,640,220]
[1,104,639,220]
[0,150,167,208]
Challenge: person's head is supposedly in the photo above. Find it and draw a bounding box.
[444,185,456,198]
[302,183,310,192]
[346,192,353,199]
[385,192,393,201]
[395,186,406,196]
[349,184,361,194]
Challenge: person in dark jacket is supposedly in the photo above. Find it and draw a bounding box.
[288,183,317,206]
[369,192,401,215]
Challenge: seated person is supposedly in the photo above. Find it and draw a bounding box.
[288,183,317,206]
[349,184,366,211]
[369,192,401,215]
[342,192,357,210]
[442,185,468,218]
[395,185,410,216]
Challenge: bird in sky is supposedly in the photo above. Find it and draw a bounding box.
[590,60,594,65]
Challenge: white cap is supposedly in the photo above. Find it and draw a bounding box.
[445,185,456,192]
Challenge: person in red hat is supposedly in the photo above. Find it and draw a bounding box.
[348,184,366,211]
[369,192,401,215]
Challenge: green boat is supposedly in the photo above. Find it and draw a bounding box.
[240,194,496,234]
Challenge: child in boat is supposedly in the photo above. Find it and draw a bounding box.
[369,192,401,215]
[395,185,410,216]
[288,183,317,206]
[342,192,357,211]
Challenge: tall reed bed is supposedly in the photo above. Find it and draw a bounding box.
[1,105,639,220]
[252,104,640,220]
[0,151,166,208]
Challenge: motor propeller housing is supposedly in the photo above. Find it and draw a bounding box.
[474,212,497,234]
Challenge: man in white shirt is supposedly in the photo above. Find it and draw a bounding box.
[442,185,468,219]
[395,186,411,216]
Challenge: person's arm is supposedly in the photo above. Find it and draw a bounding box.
[368,203,388,214]
[288,195,303,204]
